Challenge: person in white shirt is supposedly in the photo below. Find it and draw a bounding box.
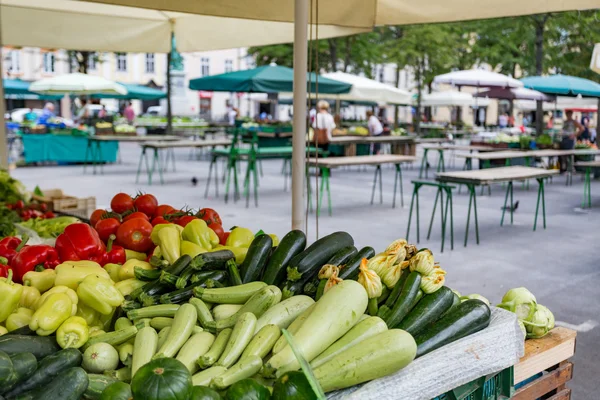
[227,107,238,126]
[312,100,336,151]
[367,110,384,154]
[498,113,509,128]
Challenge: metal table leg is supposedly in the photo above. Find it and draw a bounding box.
[392,164,404,208]
[427,187,441,240]
[533,178,547,231]
[405,183,421,243]
[419,149,429,179]
[135,146,146,184]
[464,184,480,246]
[500,181,514,226]
[317,167,332,217]
[370,165,383,205]
[582,166,592,208]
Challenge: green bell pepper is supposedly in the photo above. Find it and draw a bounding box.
[30,292,73,335]
[225,227,254,248]
[182,219,214,250]
[77,275,125,315]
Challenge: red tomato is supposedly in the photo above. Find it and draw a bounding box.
[44,211,56,219]
[90,209,107,228]
[111,193,134,214]
[123,212,150,222]
[197,208,222,226]
[151,216,169,226]
[39,203,48,212]
[116,219,153,252]
[175,215,198,227]
[208,223,226,243]
[95,218,121,242]
[14,200,25,210]
[220,232,230,246]
[154,204,176,218]
[134,194,158,217]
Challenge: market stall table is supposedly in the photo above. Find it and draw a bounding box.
[330,135,417,157]
[136,139,232,185]
[306,154,417,216]
[574,160,600,208]
[419,144,515,178]
[20,133,118,165]
[436,166,559,246]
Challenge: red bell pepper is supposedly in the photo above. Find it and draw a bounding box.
[0,260,10,278]
[106,235,126,265]
[11,245,59,283]
[55,223,106,264]
[0,236,26,265]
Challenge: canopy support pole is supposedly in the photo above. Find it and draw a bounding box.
[291,0,308,231]
[0,43,8,169]
[166,31,174,136]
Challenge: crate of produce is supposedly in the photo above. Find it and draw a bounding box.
[432,367,514,400]
[32,188,96,219]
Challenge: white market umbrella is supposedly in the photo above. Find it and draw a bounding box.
[434,70,524,88]
[515,96,599,112]
[474,87,553,101]
[322,72,412,105]
[29,73,128,95]
[420,90,474,107]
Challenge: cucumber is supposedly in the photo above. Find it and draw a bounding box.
[163,254,193,275]
[239,235,273,283]
[398,286,454,336]
[286,232,354,282]
[414,299,492,358]
[15,367,89,400]
[155,303,197,358]
[189,298,214,329]
[337,246,375,280]
[1,353,37,394]
[127,304,180,320]
[241,324,281,360]
[264,280,368,378]
[217,313,257,368]
[191,366,227,387]
[6,326,35,336]
[176,332,215,374]
[313,330,416,392]
[195,282,267,304]
[150,317,173,330]
[157,327,171,349]
[262,230,307,286]
[212,304,244,321]
[4,348,82,397]
[326,245,358,266]
[254,295,314,334]
[382,271,421,328]
[134,266,161,281]
[83,374,119,400]
[0,335,60,359]
[310,316,387,369]
[191,250,235,270]
[215,285,282,330]
[197,328,232,369]
[272,303,315,354]
[211,356,262,390]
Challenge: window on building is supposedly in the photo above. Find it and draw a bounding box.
[201,57,210,76]
[88,52,97,71]
[116,53,127,72]
[224,59,233,73]
[145,53,155,73]
[8,51,20,73]
[378,67,384,83]
[43,53,55,73]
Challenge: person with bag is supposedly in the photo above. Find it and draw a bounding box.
[312,100,335,152]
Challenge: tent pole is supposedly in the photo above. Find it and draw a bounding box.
[0,45,8,169]
[291,0,308,231]
[166,31,174,136]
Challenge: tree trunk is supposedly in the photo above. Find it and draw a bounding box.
[415,60,423,135]
[80,52,89,74]
[393,66,401,128]
[328,39,338,71]
[166,47,173,136]
[424,81,433,122]
[534,14,550,136]
[342,37,352,72]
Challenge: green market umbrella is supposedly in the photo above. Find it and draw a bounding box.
[91,82,166,100]
[521,74,600,97]
[3,79,62,100]
[189,65,351,94]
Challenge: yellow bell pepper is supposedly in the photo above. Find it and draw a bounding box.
[6,308,33,332]
[0,270,23,323]
[268,234,280,247]
[22,269,56,293]
[0,326,7,336]
[30,292,73,336]
[76,302,100,327]
[104,263,121,283]
[153,246,162,258]
[56,316,89,349]
[226,227,255,248]
[36,285,78,315]
[211,245,248,264]
[182,219,213,250]
[114,278,146,297]
[125,249,147,261]
[54,261,109,290]
[208,228,220,248]
[180,240,206,258]
[119,259,153,281]
[77,275,124,315]
[151,224,183,245]
[157,226,181,265]
[19,286,41,309]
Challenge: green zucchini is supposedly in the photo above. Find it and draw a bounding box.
[130,280,170,301]
[161,272,228,304]
[326,245,358,266]
[441,292,462,318]
[4,348,82,397]
[190,386,222,400]
[281,279,305,300]
[14,367,89,400]
[189,298,214,329]
[272,371,317,400]
[103,367,132,382]
[212,304,243,321]
[127,304,180,320]
[176,332,215,374]
[83,323,143,351]
[262,230,307,285]
[154,303,197,358]
[272,303,315,354]
[382,271,421,328]
[83,374,119,400]
[1,352,37,394]
[163,254,193,275]
[100,381,133,400]
[313,329,416,392]
[226,259,243,286]
[211,355,262,390]
[398,286,454,336]
[0,335,60,360]
[118,343,134,367]
[384,268,411,309]
[175,265,198,289]
[191,270,229,285]
[191,250,235,270]
[241,324,281,360]
[194,282,267,304]
[254,295,314,334]
[217,313,257,368]
[286,232,354,282]
[337,246,375,280]
[414,299,492,358]
[134,266,162,281]
[150,317,173,330]
[191,366,227,387]
[239,234,273,283]
[215,285,282,330]
[139,294,160,307]
[197,328,232,369]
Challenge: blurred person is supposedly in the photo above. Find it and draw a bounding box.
[124,102,135,125]
[312,100,335,152]
[546,112,554,129]
[498,113,508,128]
[367,110,384,154]
[228,107,238,125]
[560,110,584,172]
[37,103,55,125]
[98,105,107,118]
[580,116,591,142]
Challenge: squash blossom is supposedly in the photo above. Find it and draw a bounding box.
[420,266,446,294]
[318,264,339,280]
[324,268,343,294]
[367,239,407,276]
[409,249,435,276]
[358,259,383,299]
[379,262,403,289]
[404,244,419,260]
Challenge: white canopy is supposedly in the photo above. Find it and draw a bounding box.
[322,72,412,105]
[29,73,128,95]
[420,91,473,107]
[434,70,524,88]
[515,96,599,112]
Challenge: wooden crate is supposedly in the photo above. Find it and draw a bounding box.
[513,327,577,400]
[32,189,96,219]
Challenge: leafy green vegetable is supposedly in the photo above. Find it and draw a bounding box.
[0,170,27,204]
[0,206,19,237]
[19,216,79,238]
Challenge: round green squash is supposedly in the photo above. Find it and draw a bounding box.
[272,371,316,400]
[100,381,133,400]
[131,358,192,400]
[190,385,222,400]
[224,379,271,400]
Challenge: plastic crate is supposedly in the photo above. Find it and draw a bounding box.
[432,366,514,400]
